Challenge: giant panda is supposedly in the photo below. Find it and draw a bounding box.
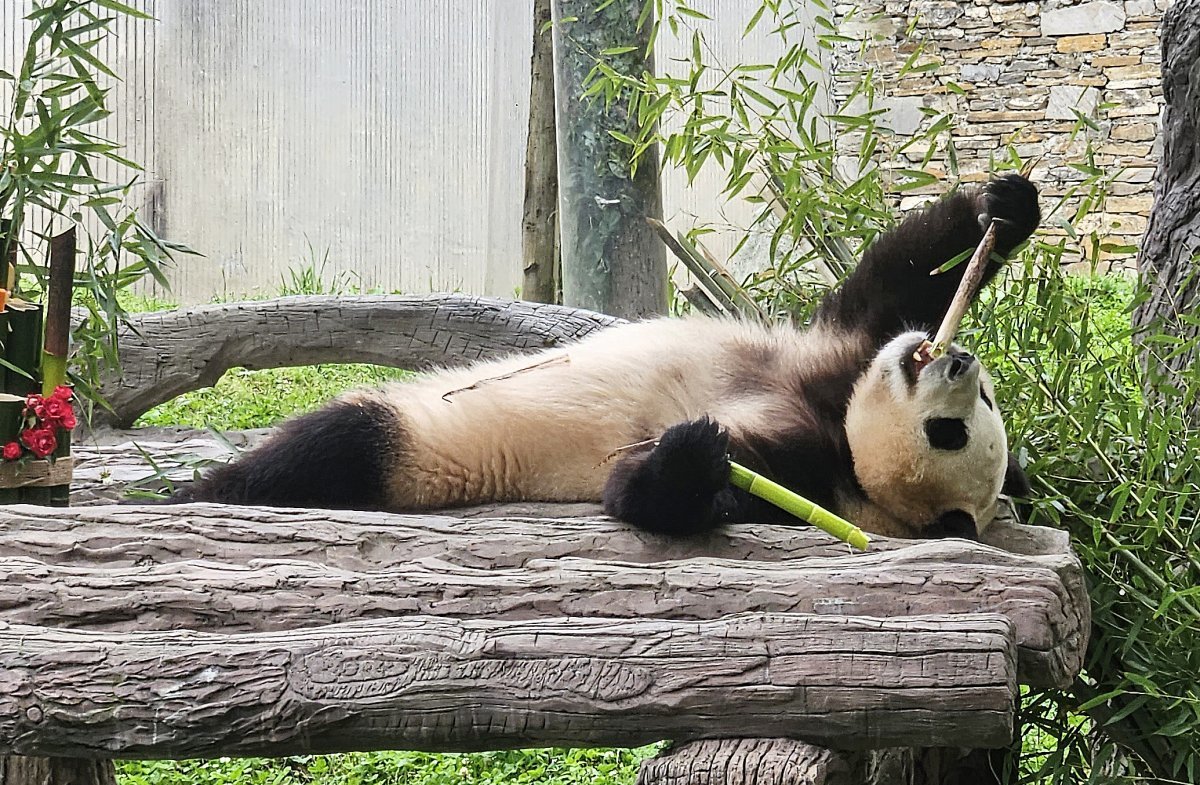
[169,173,1039,540]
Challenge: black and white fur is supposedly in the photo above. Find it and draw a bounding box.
[171,174,1039,539]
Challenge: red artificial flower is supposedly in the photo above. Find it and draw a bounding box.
[19,425,57,459]
[38,397,76,430]
[2,442,21,461]
[24,393,46,421]
[52,385,72,401]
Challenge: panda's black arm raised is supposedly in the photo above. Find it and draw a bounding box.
[815,173,1039,342]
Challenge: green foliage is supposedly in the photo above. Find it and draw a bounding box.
[0,0,192,401]
[137,364,410,431]
[117,747,655,785]
[591,1,1199,781]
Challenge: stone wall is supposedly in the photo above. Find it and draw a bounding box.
[833,0,1165,269]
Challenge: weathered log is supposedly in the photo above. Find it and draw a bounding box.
[88,294,620,427]
[0,502,1065,571]
[0,613,1018,757]
[0,529,1087,688]
[636,740,1003,785]
[0,757,115,785]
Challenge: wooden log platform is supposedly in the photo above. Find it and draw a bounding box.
[0,613,1017,757]
[0,503,1087,689]
[18,297,1092,783]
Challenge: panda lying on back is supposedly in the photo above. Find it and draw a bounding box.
[171,173,1039,540]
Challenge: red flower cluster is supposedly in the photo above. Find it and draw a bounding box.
[3,386,75,461]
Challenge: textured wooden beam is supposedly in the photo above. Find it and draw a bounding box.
[0,514,1087,688]
[0,613,1017,757]
[0,502,946,569]
[635,739,1003,785]
[88,294,620,427]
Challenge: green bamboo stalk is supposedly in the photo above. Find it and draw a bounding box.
[48,424,70,507]
[42,228,76,395]
[5,301,41,397]
[729,461,870,551]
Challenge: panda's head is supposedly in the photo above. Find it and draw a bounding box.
[844,330,1030,539]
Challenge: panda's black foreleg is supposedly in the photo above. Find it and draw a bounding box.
[602,417,774,536]
[815,172,1040,339]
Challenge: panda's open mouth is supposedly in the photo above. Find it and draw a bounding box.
[900,339,937,386]
[902,339,978,387]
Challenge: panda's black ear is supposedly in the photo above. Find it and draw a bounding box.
[1003,453,1032,499]
[923,509,979,540]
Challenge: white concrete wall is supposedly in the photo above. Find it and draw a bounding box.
[1,1,818,304]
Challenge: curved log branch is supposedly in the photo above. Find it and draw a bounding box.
[0,613,1018,757]
[91,294,621,427]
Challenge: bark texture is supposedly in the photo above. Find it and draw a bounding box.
[0,508,1087,688]
[0,614,1017,757]
[0,501,1065,570]
[0,758,115,785]
[87,294,620,427]
[636,739,998,785]
[522,0,560,303]
[1134,0,1200,422]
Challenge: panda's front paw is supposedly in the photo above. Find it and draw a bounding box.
[654,417,732,494]
[602,416,732,536]
[978,173,1040,252]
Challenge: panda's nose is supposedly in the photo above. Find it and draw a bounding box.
[947,350,976,380]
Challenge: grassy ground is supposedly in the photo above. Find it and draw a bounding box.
[136,364,412,430]
[118,748,656,785]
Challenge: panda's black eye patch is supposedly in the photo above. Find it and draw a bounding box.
[925,417,968,450]
[980,387,994,410]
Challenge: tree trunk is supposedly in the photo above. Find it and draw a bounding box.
[522,0,561,303]
[1134,0,1200,424]
[0,614,1017,757]
[551,0,667,319]
[0,757,115,785]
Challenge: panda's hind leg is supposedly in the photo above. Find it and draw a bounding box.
[168,396,402,510]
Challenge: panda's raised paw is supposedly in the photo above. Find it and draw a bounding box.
[978,173,1040,252]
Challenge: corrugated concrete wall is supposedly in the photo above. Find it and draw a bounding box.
[0,1,796,304]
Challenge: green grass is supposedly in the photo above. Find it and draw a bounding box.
[136,364,412,430]
[118,748,657,785]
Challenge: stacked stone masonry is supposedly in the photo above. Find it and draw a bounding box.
[833,0,1165,269]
